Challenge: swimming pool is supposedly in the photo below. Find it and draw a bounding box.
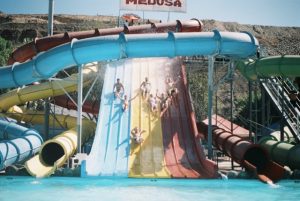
[0,177,299,201]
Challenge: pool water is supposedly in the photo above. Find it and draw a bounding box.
[0,177,299,201]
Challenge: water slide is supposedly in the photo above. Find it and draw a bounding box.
[8,19,203,64]
[237,55,300,81]
[0,30,258,178]
[258,135,300,170]
[237,55,300,171]
[6,106,96,177]
[198,116,286,183]
[0,120,43,170]
[0,65,97,112]
[0,31,258,89]
[4,20,202,115]
[85,57,217,178]
[0,65,97,176]
[0,20,202,176]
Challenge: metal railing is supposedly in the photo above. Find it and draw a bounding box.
[261,77,300,141]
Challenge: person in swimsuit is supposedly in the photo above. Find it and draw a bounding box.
[140,77,151,99]
[148,94,158,115]
[166,76,180,98]
[113,78,124,98]
[117,93,138,112]
[131,127,146,144]
[156,91,170,115]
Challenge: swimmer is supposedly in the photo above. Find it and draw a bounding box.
[131,127,146,144]
[117,93,138,111]
[148,94,158,115]
[140,77,151,99]
[113,78,124,98]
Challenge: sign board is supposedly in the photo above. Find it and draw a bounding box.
[120,0,187,13]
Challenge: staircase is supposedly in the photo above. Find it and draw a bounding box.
[261,77,300,141]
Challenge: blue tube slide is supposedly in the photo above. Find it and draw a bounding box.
[0,31,258,89]
[0,120,43,170]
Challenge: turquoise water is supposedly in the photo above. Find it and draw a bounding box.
[0,177,299,201]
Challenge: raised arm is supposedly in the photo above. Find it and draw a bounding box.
[129,93,139,101]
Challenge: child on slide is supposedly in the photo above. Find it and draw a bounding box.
[131,127,146,144]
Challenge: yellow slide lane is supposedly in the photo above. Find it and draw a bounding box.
[128,58,170,178]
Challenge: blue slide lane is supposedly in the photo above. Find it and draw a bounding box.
[0,120,43,170]
[85,60,131,176]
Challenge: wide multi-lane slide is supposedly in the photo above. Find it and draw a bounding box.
[85,57,217,178]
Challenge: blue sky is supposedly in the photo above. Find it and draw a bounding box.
[0,0,299,27]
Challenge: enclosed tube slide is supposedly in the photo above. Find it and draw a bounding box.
[7,106,96,177]
[0,120,43,170]
[0,31,258,89]
[259,135,300,170]
[0,65,97,112]
[237,55,300,81]
[197,120,285,183]
[8,19,203,64]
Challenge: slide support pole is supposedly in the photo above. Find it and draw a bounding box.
[77,65,83,153]
[207,56,215,159]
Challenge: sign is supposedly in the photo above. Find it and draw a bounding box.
[120,0,187,13]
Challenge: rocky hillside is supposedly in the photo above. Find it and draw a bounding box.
[0,13,300,56]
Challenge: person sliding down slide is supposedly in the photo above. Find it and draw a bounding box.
[113,78,124,98]
[140,77,151,99]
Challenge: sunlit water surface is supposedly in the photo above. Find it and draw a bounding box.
[0,177,299,201]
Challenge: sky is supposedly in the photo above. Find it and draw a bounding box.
[0,0,299,27]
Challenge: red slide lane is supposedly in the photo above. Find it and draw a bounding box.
[161,59,218,178]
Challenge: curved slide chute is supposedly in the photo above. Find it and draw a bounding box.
[0,64,97,177]
[7,106,96,177]
[0,65,97,112]
[198,117,285,183]
[237,55,300,80]
[259,135,300,170]
[0,31,258,89]
[0,120,43,170]
[8,19,203,64]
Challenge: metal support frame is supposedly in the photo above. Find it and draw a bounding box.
[280,84,285,141]
[48,0,54,36]
[207,56,214,159]
[44,0,54,140]
[248,81,253,142]
[77,65,83,154]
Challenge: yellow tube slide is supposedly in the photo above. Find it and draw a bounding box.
[7,106,96,177]
[0,64,97,112]
[0,64,98,177]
